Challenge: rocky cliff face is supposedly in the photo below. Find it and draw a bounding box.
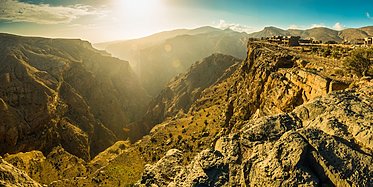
[137,80,372,187]
[0,33,149,160]
[191,42,348,128]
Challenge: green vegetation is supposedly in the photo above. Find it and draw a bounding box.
[344,48,373,77]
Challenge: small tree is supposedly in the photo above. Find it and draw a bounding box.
[344,48,373,77]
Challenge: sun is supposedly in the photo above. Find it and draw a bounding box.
[115,0,164,20]
[108,0,168,39]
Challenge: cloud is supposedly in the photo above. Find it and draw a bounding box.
[367,12,373,20]
[310,23,326,28]
[0,0,96,24]
[217,20,256,33]
[333,22,345,30]
[288,24,303,30]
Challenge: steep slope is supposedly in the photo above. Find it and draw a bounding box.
[295,27,342,42]
[338,28,370,42]
[0,33,149,160]
[101,27,249,95]
[360,26,373,36]
[138,80,372,186]
[128,53,242,140]
[248,26,290,38]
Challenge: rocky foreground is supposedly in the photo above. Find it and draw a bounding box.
[138,80,372,186]
[134,42,372,186]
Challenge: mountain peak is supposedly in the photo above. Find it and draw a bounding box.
[264,26,282,30]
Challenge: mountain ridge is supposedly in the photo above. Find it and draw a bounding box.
[248,26,373,42]
[100,27,250,96]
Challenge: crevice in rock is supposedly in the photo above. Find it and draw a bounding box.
[297,133,337,187]
[326,78,332,94]
[331,135,372,157]
[304,146,334,186]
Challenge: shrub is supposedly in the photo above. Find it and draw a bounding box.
[177,135,182,141]
[322,48,331,57]
[344,48,373,77]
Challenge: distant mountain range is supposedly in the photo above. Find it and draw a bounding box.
[95,26,250,96]
[248,26,373,42]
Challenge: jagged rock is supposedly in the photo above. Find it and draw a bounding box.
[0,157,42,187]
[3,146,89,185]
[245,131,319,186]
[172,149,229,187]
[136,149,229,187]
[138,80,373,186]
[137,149,183,186]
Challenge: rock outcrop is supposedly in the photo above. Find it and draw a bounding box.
[0,33,149,160]
[196,42,350,127]
[3,146,89,185]
[0,156,42,187]
[137,80,373,186]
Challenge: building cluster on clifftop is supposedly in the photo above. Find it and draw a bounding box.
[252,35,373,47]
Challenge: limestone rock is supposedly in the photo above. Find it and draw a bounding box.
[137,149,183,186]
[138,80,373,186]
[172,149,229,187]
[4,146,89,185]
[0,157,42,187]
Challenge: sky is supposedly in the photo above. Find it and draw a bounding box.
[0,0,372,43]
